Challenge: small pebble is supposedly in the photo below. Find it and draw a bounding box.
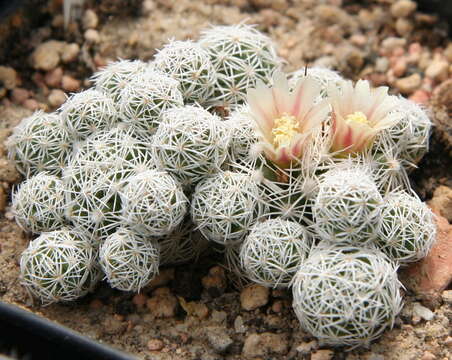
[132,293,148,308]
[311,349,334,360]
[445,43,452,62]
[408,90,429,104]
[392,57,407,77]
[390,0,417,18]
[0,187,6,212]
[84,29,101,43]
[296,340,317,355]
[147,339,164,351]
[421,351,436,360]
[425,60,449,81]
[395,18,413,36]
[0,66,18,89]
[240,284,269,311]
[44,67,63,88]
[444,336,452,347]
[242,333,289,358]
[234,316,246,333]
[271,300,283,313]
[23,98,40,111]
[32,40,64,71]
[48,89,66,107]
[82,9,99,29]
[412,302,435,321]
[375,57,389,72]
[61,43,80,63]
[61,75,81,92]
[202,266,227,297]
[441,290,452,304]
[11,88,29,104]
[206,326,233,354]
[395,73,421,94]
[381,37,406,53]
[146,287,178,318]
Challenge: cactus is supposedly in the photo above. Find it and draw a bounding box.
[12,172,67,233]
[20,229,100,305]
[377,191,436,265]
[92,59,149,103]
[152,105,230,187]
[199,24,281,108]
[153,40,216,105]
[99,228,160,292]
[120,169,188,238]
[64,126,156,241]
[119,70,184,135]
[376,97,432,169]
[6,111,73,177]
[191,171,267,245]
[240,218,312,288]
[59,89,118,140]
[288,67,344,100]
[313,166,383,245]
[223,105,259,168]
[292,245,403,347]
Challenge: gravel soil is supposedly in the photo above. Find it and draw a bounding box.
[0,1,451,359]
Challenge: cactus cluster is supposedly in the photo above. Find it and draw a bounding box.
[7,23,435,348]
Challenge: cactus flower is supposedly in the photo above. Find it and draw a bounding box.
[329,80,398,155]
[247,72,329,168]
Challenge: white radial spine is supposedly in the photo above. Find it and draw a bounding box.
[377,191,436,265]
[20,229,100,305]
[313,165,383,245]
[12,172,67,233]
[6,111,73,177]
[152,105,231,187]
[120,169,188,237]
[119,70,183,135]
[191,171,267,245]
[60,89,118,140]
[153,39,216,105]
[99,228,160,292]
[292,245,403,348]
[240,218,312,288]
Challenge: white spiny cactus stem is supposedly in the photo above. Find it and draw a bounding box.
[120,169,188,237]
[240,218,312,288]
[6,111,73,177]
[365,135,410,194]
[119,70,183,135]
[99,228,160,292]
[64,166,124,242]
[378,97,432,168]
[152,105,230,187]
[288,67,344,101]
[68,125,155,180]
[377,191,436,265]
[159,219,209,266]
[153,40,216,105]
[199,23,281,109]
[313,166,383,245]
[292,245,403,348]
[92,59,149,102]
[60,89,118,140]
[12,172,67,233]
[223,105,259,168]
[20,229,100,305]
[191,171,267,245]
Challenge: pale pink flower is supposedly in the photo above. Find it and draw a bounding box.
[247,72,329,168]
[329,80,398,155]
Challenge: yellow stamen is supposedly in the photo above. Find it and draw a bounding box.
[272,113,298,148]
[345,111,369,125]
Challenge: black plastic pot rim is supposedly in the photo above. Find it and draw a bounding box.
[0,301,133,360]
